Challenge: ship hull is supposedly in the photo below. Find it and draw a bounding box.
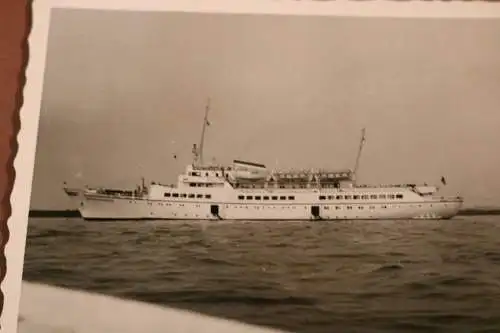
[77,195,463,221]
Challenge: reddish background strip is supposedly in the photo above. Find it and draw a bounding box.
[0,0,31,321]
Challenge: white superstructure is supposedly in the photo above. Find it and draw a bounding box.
[64,101,463,221]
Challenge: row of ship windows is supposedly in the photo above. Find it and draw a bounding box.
[189,171,226,177]
[189,183,218,187]
[327,205,392,210]
[319,193,404,200]
[163,193,404,201]
[236,193,404,201]
[237,195,296,201]
[164,193,295,200]
[129,202,433,209]
[230,205,419,210]
[226,204,435,211]
[230,205,394,210]
[164,193,212,199]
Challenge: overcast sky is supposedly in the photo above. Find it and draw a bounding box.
[30,9,500,209]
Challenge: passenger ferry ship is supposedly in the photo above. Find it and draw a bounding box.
[63,101,464,221]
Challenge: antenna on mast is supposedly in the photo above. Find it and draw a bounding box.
[197,98,211,166]
[352,128,366,186]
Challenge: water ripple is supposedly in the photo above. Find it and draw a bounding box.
[23,216,500,333]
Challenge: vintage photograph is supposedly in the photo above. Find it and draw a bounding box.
[18,4,500,333]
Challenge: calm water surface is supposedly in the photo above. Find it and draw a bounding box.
[23,216,500,333]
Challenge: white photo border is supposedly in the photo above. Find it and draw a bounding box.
[4,0,500,332]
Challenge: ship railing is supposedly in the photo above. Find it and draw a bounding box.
[271,176,351,181]
[151,182,175,188]
[232,182,332,190]
[356,183,424,189]
[432,195,464,202]
[230,177,346,186]
[86,191,148,199]
[84,186,150,199]
[191,164,230,171]
[272,170,352,178]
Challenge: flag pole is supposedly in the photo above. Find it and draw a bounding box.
[352,128,366,186]
[197,98,211,166]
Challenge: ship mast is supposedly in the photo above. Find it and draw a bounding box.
[196,98,211,166]
[352,128,366,186]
